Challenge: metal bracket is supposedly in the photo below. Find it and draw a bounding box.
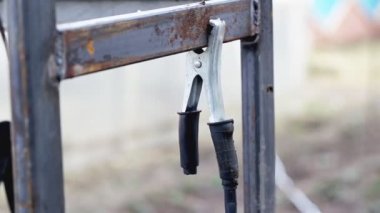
[242,0,260,45]
[181,18,226,123]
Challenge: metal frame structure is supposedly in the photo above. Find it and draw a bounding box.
[7,0,274,212]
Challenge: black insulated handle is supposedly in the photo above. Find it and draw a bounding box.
[178,110,201,175]
[208,119,238,213]
[0,121,14,213]
[208,119,238,180]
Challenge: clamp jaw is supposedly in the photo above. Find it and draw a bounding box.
[178,19,239,213]
[181,19,226,122]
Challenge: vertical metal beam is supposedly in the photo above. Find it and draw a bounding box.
[241,0,275,212]
[7,0,65,212]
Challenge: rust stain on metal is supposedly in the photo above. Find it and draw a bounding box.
[168,2,247,47]
[86,39,95,56]
[176,8,206,45]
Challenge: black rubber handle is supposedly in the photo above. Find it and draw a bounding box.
[0,121,14,213]
[208,119,238,213]
[208,119,238,181]
[178,110,201,175]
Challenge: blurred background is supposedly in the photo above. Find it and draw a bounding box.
[0,0,380,212]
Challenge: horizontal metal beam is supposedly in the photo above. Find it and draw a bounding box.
[56,0,256,79]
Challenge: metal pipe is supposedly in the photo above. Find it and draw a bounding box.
[56,0,256,79]
[7,0,65,212]
[241,0,276,212]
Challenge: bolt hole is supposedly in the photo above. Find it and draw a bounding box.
[266,86,273,93]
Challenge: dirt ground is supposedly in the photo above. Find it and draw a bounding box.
[276,39,380,213]
[1,39,380,212]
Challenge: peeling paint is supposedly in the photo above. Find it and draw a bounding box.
[86,39,95,56]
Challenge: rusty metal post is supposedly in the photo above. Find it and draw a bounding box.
[7,0,65,212]
[241,0,275,212]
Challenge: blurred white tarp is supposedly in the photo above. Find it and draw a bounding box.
[276,155,322,213]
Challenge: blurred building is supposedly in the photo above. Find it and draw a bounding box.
[273,0,312,92]
[311,0,380,44]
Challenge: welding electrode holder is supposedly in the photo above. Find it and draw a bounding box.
[178,18,238,213]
